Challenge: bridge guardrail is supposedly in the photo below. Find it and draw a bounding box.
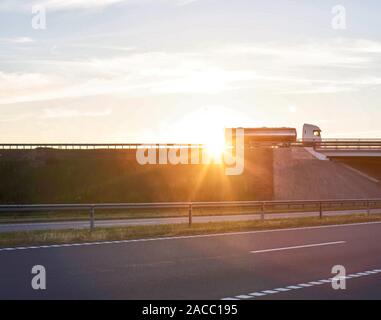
[2,139,381,150]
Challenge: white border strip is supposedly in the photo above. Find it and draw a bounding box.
[222,268,381,300]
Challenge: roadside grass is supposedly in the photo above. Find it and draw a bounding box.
[0,202,379,224]
[1,213,381,249]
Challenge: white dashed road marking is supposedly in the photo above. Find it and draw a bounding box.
[250,241,346,254]
[249,292,267,297]
[298,283,313,287]
[236,295,252,299]
[318,279,332,283]
[262,290,279,294]
[222,268,381,300]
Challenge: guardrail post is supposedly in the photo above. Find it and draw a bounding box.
[261,203,265,221]
[188,203,192,227]
[90,206,95,231]
[319,202,323,219]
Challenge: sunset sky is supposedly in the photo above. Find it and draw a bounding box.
[1,0,381,143]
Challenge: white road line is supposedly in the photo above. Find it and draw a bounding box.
[224,267,381,300]
[262,290,279,294]
[298,283,313,287]
[236,295,252,299]
[274,288,291,292]
[249,292,267,297]
[250,241,346,254]
[0,221,380,253]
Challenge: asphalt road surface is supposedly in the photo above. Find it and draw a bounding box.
[1,221,381,299]
[1,208,380,233]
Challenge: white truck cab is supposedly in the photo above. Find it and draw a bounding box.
[302,123,322,144]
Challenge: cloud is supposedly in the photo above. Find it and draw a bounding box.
[68,44,135,52]
[175,0,198,6]
[0,72,59,95]
[41,107,112,118]
[0,113,32,123]
[0,0,199,12]
[0,53,261,104]
[35,0,126,10]
[0,37,35,44]
[32,0,198,11]
[218,40,374,68]
[0,1,24,11]
[279,86,356,95]
[1,38,381,104]
[341,39,381,54]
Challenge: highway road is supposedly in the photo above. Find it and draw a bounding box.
[1,221,381,299]
[1,208,381,233]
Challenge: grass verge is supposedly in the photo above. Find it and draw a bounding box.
[1,213,381,249]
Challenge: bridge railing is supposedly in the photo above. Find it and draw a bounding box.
[1,140,381,150]
[0,199,380,231]
[0,143,205,150]
[301,139,381,152]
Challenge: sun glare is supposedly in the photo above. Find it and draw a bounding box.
[195,107,229,162]
[204,132,226,162]
[167,106,247,162]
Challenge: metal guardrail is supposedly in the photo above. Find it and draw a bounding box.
[0,143,204,150]
[0,199,380,231]
[1,140,381,150]
[314,140,381,149]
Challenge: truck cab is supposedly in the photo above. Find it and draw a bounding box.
[302,123,322,145]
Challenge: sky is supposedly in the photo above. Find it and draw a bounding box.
[1,0,381,143]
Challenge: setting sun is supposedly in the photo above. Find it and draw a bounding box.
[204,135,226,162]
[167,106,246,147]
[167,106,234,162]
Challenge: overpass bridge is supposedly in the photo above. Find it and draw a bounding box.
[316,150,381,157]
[312,139,381,158]
[1,140,381,158]
[0,139,381,149]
